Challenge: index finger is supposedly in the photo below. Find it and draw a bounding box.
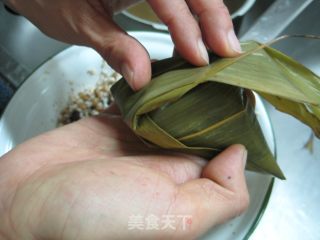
[148,0,209,66]
[187,0,242,56]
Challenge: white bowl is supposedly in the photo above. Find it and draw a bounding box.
[0,31,274,240]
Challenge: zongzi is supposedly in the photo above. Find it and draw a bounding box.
[111,40,320,180]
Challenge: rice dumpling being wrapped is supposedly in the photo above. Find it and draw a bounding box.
[111,40,320,180]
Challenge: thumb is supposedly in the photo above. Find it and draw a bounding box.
[85,13,151,91]
[174,145,249,238]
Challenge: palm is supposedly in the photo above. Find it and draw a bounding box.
[0,112,248,240]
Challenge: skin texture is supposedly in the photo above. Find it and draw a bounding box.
[6,0,241,90]
[0,109,249,240]
[0,1,247,239]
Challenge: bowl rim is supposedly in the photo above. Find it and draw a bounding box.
[123,0,256,30]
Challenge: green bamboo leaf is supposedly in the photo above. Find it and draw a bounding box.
[209,42,320,104]
[259,93,320,137]
[111,38,320,180]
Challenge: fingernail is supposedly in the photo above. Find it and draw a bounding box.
[228,30,242,53]
[121,63,135,89]
[242,148,248,169]
[197,39,209,64]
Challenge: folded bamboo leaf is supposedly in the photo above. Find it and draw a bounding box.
[111,39,320,180]
[259,93,320,136]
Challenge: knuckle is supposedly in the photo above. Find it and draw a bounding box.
[194,0,233,29]
[211,0,231,18]
[218,3,230,15]
[95,34,127,66]
[100,42,116,63]
[162,6,190,28]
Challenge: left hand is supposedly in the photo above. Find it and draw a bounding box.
[0,109,249,240]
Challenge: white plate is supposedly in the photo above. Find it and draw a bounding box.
[0,31,274,239]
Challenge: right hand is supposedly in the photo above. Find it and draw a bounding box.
[6,0,241,90]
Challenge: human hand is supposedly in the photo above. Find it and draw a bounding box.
[5,0,241,90]
[0,109,249,240]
